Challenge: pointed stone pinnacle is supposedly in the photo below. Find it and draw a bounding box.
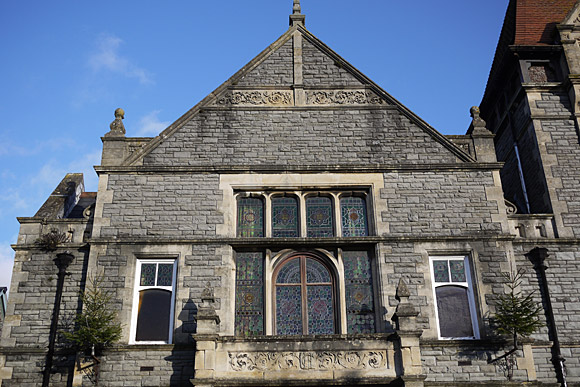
[290,0,305,26]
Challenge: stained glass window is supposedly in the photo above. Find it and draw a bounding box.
[450,260,466,282]
[306,197,333,237]
[237,197,264,237]
[340,197,368,237]
[272,197,299,237]
[140,263,156,286]
[235,252,264,336]
[157,264,174,286]
[275,255,335,335]
[433,260,450,283]
[343,251,375,334]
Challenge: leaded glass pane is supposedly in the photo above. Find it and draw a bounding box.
[276,259,301,284]
[235,252,264,336]
[306,197,333,237]
[306,258,331,283]
[340,197,368,237]
[450,260,466,282]
[157,264,173,286]
[272,197,299,238]
[436,285,474,338]
[276,286,302,335]
[140,263,156,286]
[433,260,450,283]
[343,251,375,334]
[237,197,264,237]
[307,285,334,334]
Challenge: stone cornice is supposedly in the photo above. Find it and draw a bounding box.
[94,163,504,175]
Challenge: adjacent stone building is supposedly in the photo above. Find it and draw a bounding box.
[1,1,579,386]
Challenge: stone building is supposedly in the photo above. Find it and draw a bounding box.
[1,0,579,386]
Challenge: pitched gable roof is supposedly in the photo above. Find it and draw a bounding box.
[121,23,474,167]
[514,0,577,45]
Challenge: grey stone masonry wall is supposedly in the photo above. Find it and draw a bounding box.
[535,92,572,115]
[236,40,294,86]
[101,174,222,238]
[302,38,364,86]
[513,243,580,384]
[381,171,503,236]
[94,347,195,387]
[539,116,580,236]
[144,108,459,167]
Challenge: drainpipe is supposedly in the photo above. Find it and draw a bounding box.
[526,247,567,387]
[42,252,74,387]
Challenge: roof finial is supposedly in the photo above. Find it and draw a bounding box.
[290,0,305,26]
[293,0,301,14]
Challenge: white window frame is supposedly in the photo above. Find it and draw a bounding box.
[130,258,177,344]
[429,256,479,340]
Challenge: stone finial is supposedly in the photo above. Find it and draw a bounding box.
[396,278,411,300]
[468,106,491,135]
[105,108,126,137]
[293,0,301,14]
[290,0,305,26]
[201,281,215,305]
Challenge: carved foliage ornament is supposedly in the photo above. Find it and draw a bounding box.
[228,350,387,371]
[217,91,292,106]
[307,90,384,105]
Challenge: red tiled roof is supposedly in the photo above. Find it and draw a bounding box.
[515,0,577,45]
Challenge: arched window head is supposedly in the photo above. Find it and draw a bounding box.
[274,254,335,335]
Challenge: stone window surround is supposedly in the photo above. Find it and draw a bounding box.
[129,257,178,344]
[241,247,379,336]
[235,190,372,238]
[428,255,480,340]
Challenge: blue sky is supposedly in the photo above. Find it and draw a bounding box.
[0,1,508,290]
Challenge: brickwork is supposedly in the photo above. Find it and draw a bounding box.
[100,174,222,238]
[237,40,294,86]
[381,171,502,236]
[302,38,363,86]
[144,109,459,167]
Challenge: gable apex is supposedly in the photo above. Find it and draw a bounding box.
[121,23,474,167]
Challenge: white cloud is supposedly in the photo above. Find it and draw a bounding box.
[0,242,15,292]
[136,110,170,136]
[88,33,153,85]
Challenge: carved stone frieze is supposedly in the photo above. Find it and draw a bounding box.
[306,90,385,105]
[217,91,293,106]
[228,350,387,371]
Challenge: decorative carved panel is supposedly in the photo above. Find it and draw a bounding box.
[228,350,388,371]
[306,90,384,105]
[217,91,293,106]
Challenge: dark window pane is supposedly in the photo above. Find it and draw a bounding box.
[340,197,368,237]
[237,198,264,237]
[343,251,375,334]
[307,285,334,334]
[136,289,172,342]
[235,252,264,336]
[306,197,333,237]
[272,197,299,237]
[157,264,173,286]
[306,258,331,283]
[140,263,156,286]
[433,260,450,283]
[436,286,474,338]
[276,286,302,335]
[276,259,301,284]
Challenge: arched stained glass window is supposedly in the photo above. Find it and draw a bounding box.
[275,255,335,335]
[237,197,264,237]
[306,197,334,237]
[340,197,368,237]
[272,197,299,237]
